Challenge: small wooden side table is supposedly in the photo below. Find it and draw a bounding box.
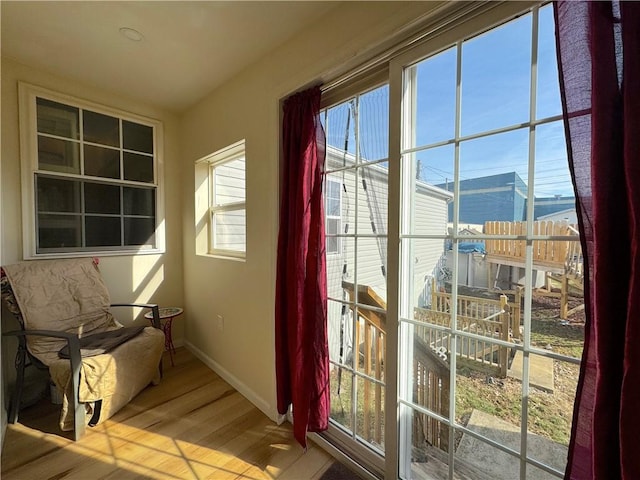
[145,307,183,366]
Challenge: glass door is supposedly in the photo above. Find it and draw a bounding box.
[393,3,583,479]
[322,84,390,474]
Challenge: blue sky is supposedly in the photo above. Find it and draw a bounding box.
[323,4,573,199]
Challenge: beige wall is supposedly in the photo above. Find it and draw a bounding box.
[1,57,185,332]
[180,1,440,420]
[0,1,442,430]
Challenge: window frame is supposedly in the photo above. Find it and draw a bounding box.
[325,177,342,255]
[316,2,579,479]
[197,140,247,260]
[18,82,165,259]
[391,3,577,479]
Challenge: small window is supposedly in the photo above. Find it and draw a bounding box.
[19,83,164,257]
[325,178,342,255]
[196,140,246,259]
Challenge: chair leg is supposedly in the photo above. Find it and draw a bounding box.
[9,343,27,424]
[69,338,85,441]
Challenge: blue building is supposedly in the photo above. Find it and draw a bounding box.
[436,172,575,225]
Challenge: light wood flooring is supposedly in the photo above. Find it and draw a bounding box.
[1,348,340,480]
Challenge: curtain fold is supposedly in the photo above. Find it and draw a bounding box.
[555,2,640,478]
[275,85,329,449]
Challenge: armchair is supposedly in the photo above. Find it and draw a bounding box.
[1,258,165,440]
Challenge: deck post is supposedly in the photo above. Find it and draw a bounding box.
[560,273,569,319]
[499,295,509,377]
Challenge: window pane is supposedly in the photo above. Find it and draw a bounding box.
[123,187,155,216]
[85,216,121,247]
[37,214,81,249]
[459,128,530,226]
[455,426,522,479]
[326,172,355,236]
[356,376,385,450]
[356,238,387,301]
[214,157,245,206]
[122,120,153,154]
[413,46,457,147]
[328,238,355,302]
[534,121,573,205]
[405,148,453,237]
[124,217,155,246]
[326,218,340,255]
[83,110,119,147]
[213,209,246,252]
[357,164,388,236]
[403,404,451,480]
[123,152,154,183]
[85,182,120,214]
[536,5,562,120]
[37,176,81,213]
[38,136,80,174]
[325,179,341,217]
[527,356,575,466]
[359,85,389,163]
[330,366,353,432]
[84,145,120,179]
[36,98,79,139]
[402,238,449,316]
[461,14,532,136]
[324,101,355,170]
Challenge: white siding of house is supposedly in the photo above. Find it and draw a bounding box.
[412,184,450,307]
[326,165,451,361]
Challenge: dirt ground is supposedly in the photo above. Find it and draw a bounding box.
[456,290,585,446]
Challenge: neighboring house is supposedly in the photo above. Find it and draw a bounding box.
[535,202,578,222]
[325,147,452,363]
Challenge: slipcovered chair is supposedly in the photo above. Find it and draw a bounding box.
[1,258,165,440]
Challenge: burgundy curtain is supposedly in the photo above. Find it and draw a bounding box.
[275,85,329,448]
[555,2,640,478]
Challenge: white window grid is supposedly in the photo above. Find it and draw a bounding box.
[394,4,579,480]
[207,145,246,259]
[19,83,163,258]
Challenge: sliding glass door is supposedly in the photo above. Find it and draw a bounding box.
[322,84,390,474]
[321,3,583,479]
[394,3,582,479]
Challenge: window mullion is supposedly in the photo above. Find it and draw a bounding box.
[519,6,541,478]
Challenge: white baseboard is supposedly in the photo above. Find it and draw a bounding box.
[183,340,276,422]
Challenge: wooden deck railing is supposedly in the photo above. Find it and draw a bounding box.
[484,220,583,318]
[342,281,450,449]
[484,221,582,273]
[416,283,520,376]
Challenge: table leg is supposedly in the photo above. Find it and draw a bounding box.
[163,317,175,366]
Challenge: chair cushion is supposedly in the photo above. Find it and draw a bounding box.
[58,326,145,359]
[3,258,118,366]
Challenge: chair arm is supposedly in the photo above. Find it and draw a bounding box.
[110,303,161,329]
[3,329,82,372]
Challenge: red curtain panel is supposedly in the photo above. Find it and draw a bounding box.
[275,85,330,448]
[555,2,640,478]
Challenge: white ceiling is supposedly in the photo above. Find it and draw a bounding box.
[1,1,339,113]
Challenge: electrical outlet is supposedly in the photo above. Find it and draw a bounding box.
[216,314,224,331]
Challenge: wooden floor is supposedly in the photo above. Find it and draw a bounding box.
[1,348,338,480]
